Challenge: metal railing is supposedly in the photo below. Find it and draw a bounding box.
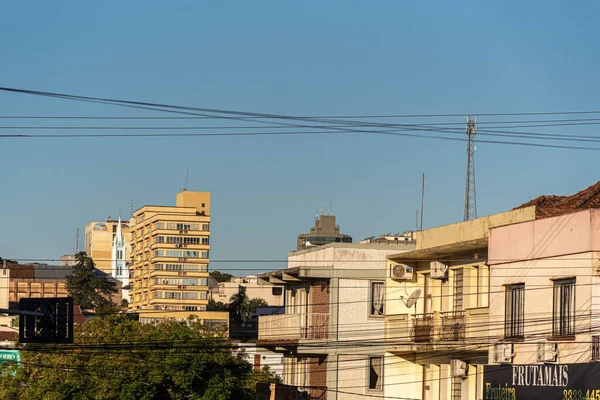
[258,313,330,341]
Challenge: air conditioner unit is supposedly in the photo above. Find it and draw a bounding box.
[493,343,514,364]
[430,261,448,280]
[390,262,413,280]
[537,342,558,363]
[450,359,467,377]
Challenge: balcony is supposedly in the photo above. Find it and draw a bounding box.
[386,307,489,352]
[257,313,329,342]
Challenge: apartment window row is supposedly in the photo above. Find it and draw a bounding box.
[151,305,207,311]
[161,236,209,245]
[304,236,352,243]
[154,222,210,231]
[154,278,207,286]
[153,263,208,272]
[153,250,209,259]
[505,278,575,339]
[163,291,207,300]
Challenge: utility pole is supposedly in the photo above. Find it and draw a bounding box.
[420,173,426,230]
[464,116,478,221]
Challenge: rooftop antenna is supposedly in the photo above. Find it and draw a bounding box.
[185,164,190,190]
[329,201,332,215]
[130,195,134,219]
[464,116,478,221]
[420,173,426,230]
[76,228,79,252]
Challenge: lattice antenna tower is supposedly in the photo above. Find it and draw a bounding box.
[463,116,477,221]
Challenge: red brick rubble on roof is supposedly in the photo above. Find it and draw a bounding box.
[514,181,600,218]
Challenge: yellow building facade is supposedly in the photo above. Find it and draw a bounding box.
[383,207,536,400]
[84,218,131,274]
[128,191,227,328]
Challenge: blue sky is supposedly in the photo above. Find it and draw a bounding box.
[0,1,598,274]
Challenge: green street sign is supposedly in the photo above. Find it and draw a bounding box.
[0,350,20,376]
[0,350,19,364]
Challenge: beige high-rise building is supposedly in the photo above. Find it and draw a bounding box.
[128,191,227,327]
[84,218,131,274]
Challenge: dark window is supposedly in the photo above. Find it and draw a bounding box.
[504,284,524,338]
[272,287,283,296]
[368,357,383,390]
[553,278,576,337]
[593,336,600,361]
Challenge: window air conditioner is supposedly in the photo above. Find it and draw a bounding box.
[430,261,448,280]
[493,343,514,364]
[537,342,558,363]
[390,262,413,280]
[450,359,467,377]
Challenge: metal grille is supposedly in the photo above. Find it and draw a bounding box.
[593,336,600,361]
[505,284,525,338]
[451,376,462,400]
[453,269,464,312]
[553,278,575,337]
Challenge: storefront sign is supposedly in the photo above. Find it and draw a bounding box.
[484,364,600,400]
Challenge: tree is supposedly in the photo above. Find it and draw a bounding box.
[230,293,269,323]
[210,270,233,283]
[0,315,277,400]
[66,252,117,312]
[207,298,227,311]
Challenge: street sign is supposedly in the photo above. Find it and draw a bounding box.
[0,350,20,376]
[18,297,74,344]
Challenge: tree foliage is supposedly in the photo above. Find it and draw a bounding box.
[65,252,118,311]
[207,298,227,311]
[210,270,233,283]
[0,315,277,400]
[230,293,269,323]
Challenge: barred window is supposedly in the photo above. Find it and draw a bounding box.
[505,284,524,339]
[553,278,576,337]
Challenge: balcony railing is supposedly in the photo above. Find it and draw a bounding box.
[258,313,330,341]
[387,308,488,346]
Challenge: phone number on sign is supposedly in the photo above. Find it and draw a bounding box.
[563,390,600,400]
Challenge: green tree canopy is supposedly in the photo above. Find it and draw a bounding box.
[210,270,233,283]
[65,252,118,311]
[230,293,269,323]
[0,315,277,400]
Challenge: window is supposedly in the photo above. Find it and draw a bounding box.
[202,237,209,245]
[201,251,209,259]
[504,284,524,338]
[453,268,464,312]
[553,278,576,337]
[202,224,210,231]
[155,236,164,244]
[272,287,283,296]
[368,357,383,391]
[371,282,385,316]
[117,250,123,259]
[593,336,600,361]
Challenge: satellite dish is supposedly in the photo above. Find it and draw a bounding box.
[401,289,422,308]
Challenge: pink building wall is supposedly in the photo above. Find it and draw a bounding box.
[488,209,600,265]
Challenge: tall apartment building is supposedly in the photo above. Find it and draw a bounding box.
[85,218,131,274]
[128,191,227,327]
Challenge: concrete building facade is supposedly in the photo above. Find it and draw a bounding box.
[128,190,227,328]
[297,214,352,251]
[85,218,131,274]
[383,207,537,400]
[210,275,285,306]
[480,209,600,396]
[257,242,415,400]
